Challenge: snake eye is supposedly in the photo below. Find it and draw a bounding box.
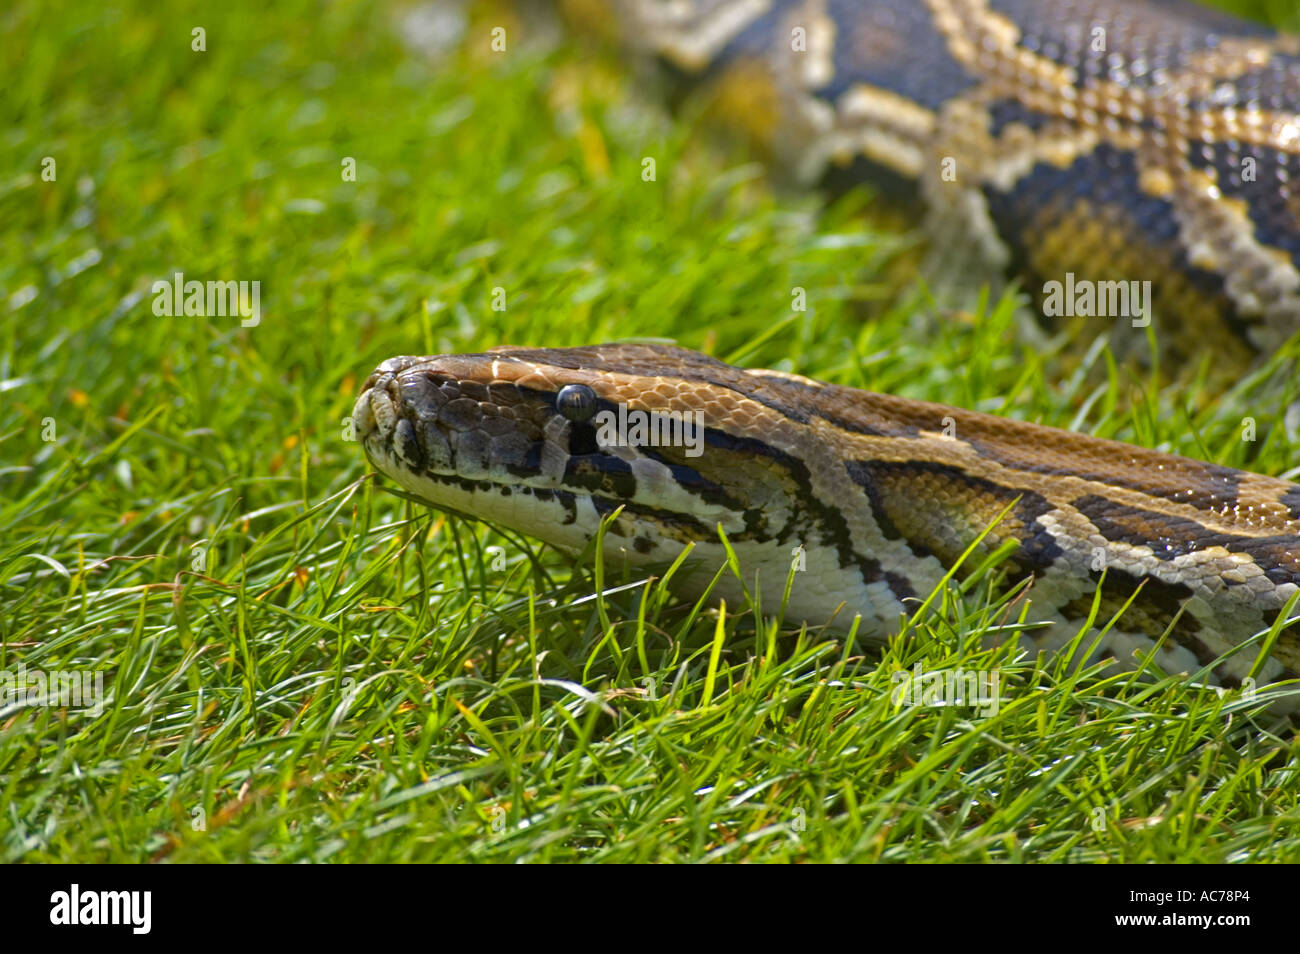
[556,384,597,423]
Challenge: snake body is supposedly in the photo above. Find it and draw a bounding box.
[607,0,1300,365]
[353,345,1300,690]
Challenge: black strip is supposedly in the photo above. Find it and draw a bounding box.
[1283,486,1300,522]
[961,435,1245,513]
[1072,494,1300,587]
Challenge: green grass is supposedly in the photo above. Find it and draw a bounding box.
[2,0,1299,862]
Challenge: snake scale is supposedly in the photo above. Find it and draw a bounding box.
[357,0,1300,696]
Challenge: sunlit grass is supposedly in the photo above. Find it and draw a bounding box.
[1,0,1298,862]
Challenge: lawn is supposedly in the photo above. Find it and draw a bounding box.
[2,0,1299,862]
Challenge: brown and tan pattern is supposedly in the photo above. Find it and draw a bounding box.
[353,344,1300,691]
[599,0,1300,365]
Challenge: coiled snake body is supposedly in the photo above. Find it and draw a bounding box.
[616,0,1300,366]
[357,1,1300,695]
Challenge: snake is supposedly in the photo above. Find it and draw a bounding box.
[598,0,1300,368]
[353,0,1300,693]
[353,344,1300,693]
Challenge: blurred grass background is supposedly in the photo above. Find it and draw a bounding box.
[1,0,1298,862]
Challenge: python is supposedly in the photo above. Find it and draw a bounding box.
[353,344,1300,696]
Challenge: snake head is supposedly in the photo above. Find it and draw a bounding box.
[352,343,813,564]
